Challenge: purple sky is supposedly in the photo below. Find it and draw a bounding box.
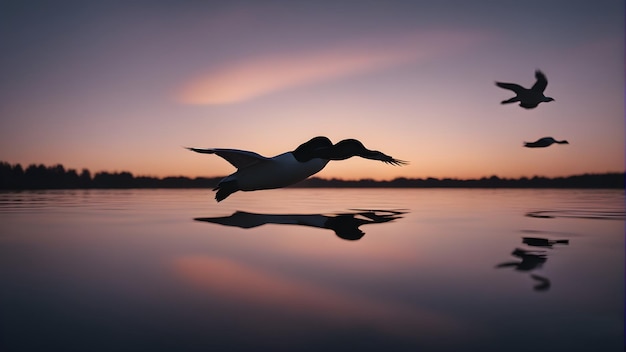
[0,0,623,180]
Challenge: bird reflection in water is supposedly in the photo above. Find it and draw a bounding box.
[522,237,569,248]
[195,209,407,241]
[496,248,547,272]
[496,236,569,292]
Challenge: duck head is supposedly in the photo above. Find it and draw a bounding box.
[324,139,385,161]
[292,136,333,162]
[292,136,407,165]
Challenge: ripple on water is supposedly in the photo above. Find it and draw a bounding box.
[525,209,625,220]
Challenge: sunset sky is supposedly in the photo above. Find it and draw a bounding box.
[0,0,623,180]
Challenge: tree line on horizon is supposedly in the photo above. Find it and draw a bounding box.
[0,161,623,190]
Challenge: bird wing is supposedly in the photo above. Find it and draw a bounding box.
[378,155,409,166]
[530,137,545,144]
[194,212,269,228]
[364,152,408,166]
[186,147,270,169]
[523,137,552,148]
[495,81,524,93]
[531,70,548,92]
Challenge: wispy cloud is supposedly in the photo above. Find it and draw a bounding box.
[177,30,488,105]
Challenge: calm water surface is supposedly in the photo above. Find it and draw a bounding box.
[0,189,623,352]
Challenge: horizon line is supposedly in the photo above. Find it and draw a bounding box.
[1,160,624,183]
[1,161,624,189]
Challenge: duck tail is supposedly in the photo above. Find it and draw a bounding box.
[213,180,239,202]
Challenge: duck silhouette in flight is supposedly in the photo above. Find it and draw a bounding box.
[524,137,569,148]
[496,70,554,109]
[187,136,407,202]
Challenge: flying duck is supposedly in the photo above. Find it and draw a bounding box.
[524,137,569,148]
[187,136,407,202]
[495,70,554,109]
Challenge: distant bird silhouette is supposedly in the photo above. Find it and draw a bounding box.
[524,137,569,148]
[496,70,554,109]
[187,136,407,202]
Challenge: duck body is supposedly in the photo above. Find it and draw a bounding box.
[524,137,569,148]
[496,70,554,109]
[221,152,328,191]
[187,136,406,202]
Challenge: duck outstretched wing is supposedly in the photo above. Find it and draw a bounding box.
[186,147,269,169]
[495,81,524,93]
[531,70,548,92]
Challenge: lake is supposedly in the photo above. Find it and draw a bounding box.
[0,188,623,352]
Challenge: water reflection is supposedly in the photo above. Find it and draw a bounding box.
[521,229,580,238]
[0,189,623,352]
[522,237,569,248]
[496,236,570,292]
[497,248,548,272]
[530,274,551,291]
[526,209,625,220]
[195,209,407,241]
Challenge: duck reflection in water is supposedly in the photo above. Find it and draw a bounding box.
[195,209,407,241]
[496,248,551,292]
[522,237,569,248]
[496,236,569,292]
[497,248,547,271]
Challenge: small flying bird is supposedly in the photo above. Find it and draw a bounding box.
[187,136,407,202]
[524,137,569,148]
[496,70,555,109]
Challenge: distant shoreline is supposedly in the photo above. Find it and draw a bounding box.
[1,161,623,189]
